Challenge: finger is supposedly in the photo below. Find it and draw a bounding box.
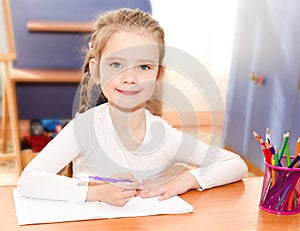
[113,185,138,195]
[112,181,139,189]
[122,189,138,198]
[139,188,164,198]
[158,191,174,201]
[88,180,106,186]
[114,190,138,207]
[138,177,169,189]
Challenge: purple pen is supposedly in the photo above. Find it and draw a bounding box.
[76,173,143,184]
[88,175,132,183]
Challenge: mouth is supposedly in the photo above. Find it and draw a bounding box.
[115,89,141,96]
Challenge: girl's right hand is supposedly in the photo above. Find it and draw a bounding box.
[86,173,139,207]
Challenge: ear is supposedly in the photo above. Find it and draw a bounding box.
[89,58,96,69]
[157,65,166,81]
[89,58,100,83]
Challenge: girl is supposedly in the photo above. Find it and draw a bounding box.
[17,8,247,207]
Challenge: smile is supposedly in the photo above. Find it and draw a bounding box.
[116,89,141,96]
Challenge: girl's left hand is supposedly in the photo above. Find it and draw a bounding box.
[137,171,200,200]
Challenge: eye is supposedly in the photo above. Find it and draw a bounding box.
[111,62,122,68]
[138,65,151,70]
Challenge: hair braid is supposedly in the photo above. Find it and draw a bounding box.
[78,71,91,113]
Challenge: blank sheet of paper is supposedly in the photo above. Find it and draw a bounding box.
[13,189,194,225]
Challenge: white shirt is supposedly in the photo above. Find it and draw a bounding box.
[17,103,248,202]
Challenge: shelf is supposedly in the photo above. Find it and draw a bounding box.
[11,68,82,83]
[27,21,93,33]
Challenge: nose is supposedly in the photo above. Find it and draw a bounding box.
[121,68,138,84]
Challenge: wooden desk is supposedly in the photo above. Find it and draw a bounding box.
[1,177,300,230]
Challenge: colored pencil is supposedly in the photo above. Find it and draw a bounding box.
[278,131,290,161]
[294,137,300,157]
[252,130,272,164]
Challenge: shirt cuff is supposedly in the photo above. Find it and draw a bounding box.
[188,168,211,191]
[69,179,89,203]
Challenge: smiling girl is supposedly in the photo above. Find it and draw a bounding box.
[17,8,247,207]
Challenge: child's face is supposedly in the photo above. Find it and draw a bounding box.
[99,30,162,111]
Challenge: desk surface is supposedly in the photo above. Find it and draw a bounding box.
[1,177,300,231]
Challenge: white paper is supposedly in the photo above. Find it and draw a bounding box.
[13,189,193,225]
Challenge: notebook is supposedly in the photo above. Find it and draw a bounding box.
[13,189,194,225]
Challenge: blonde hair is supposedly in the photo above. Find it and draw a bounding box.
[79,8,165,114]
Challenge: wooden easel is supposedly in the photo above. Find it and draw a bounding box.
[0,0,22,174]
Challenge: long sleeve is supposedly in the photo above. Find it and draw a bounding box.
[17,106,248,202]
[163,123,248,190]
[188,147,248,190]
[17,121,89,203]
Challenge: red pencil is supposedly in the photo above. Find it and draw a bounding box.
[262,143,272,164]
[252,130,272,164]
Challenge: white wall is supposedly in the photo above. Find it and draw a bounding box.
[0,1,9,54]
[0,1,8,100]
[151,0,239,111]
